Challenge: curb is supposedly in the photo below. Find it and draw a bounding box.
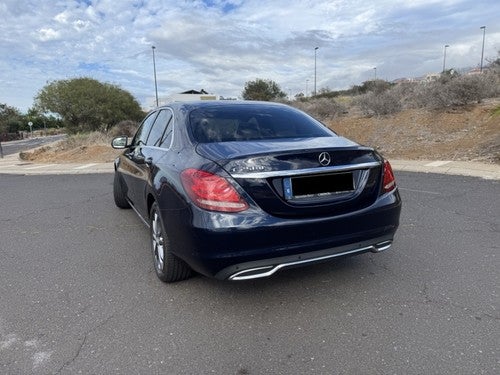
[0,153,113,175]
[1,153,499,180]
[390,159,500,180]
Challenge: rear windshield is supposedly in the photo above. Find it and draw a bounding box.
[189,105,333,143]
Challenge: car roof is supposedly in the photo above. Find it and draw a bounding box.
[157,100,291,112]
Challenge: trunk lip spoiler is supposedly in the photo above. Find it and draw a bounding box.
[230,161,381,179]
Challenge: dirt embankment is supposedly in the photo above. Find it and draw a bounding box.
[20,98,500,164]
[20,134,123,163]
[21,144,121,163]
[327,98,500,164]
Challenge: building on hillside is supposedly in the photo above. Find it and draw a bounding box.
[465,67,486,75]
[392,77,418,84]
[160,89,219,105]
[423,73,440,82]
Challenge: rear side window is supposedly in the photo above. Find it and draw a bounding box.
[146,109,173,148]
[132,112,158,147]
[189,105,333,143]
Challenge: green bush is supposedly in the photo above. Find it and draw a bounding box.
[34,77,145,133]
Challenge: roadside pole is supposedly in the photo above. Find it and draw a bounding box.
[0,140,3,158]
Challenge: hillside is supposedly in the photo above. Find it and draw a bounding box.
[20,98,500,164]
[327,98,500,164]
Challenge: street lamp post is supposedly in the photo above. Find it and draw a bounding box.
[442,44,449,73]
[306,79,309,97]
[480,26,486,73]
[373,67,377,80]
[314,47,319,96]
[152,46,159,107]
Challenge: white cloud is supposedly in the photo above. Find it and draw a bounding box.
[37,28,61,42]
[73,19,91,31]
[0,0,499,111]
[54,11,70,24]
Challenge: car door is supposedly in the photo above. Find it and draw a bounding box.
[119,111,158,216]
[121,109,173,219]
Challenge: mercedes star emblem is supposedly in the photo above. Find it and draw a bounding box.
[318,152,331,166]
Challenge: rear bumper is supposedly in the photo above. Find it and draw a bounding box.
[215,235,394,280]
[164,189,401,279]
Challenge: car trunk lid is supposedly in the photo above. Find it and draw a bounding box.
[195,137,384,218]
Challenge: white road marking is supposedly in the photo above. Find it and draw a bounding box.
[24,164,56,170]
[33,351,52,368]
[0,333,19,349]
[74,163,98,170]
[425,161,452,167]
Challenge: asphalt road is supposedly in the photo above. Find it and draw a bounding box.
[0,172,498,374]
[0,135,66,156]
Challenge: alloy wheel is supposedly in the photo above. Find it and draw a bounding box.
[151,210,165,271]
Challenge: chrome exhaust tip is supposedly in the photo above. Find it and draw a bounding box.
[371,241,393,253]
[229,266,277,281]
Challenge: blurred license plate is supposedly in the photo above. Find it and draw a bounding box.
[284,172,354,199]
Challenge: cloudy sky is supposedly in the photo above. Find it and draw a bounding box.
[1,0,499,112]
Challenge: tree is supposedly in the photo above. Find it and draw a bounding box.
[25,107,63,131]
[242,79,287,101]
[34,77,145,133]
[0,103,23,134]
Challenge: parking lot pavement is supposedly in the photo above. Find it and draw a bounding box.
[0,172,498,374]
[0,152,499,179]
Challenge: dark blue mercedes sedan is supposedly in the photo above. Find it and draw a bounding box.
[111,101,401,282]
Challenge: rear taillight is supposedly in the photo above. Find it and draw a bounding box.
[382,160,396,193]
[181,169,249,213]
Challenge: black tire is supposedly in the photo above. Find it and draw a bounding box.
[113,172,131,209]
[150,202,192,282]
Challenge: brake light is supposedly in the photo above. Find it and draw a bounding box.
[181,169,249,212]
[382,160,396,193]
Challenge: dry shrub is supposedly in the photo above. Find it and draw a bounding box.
[108,120,139,137]
[413,72,500,109]
[354,89,402,116]
[293,98,347,121]
[63,131,110,148]
[351,72,499,116]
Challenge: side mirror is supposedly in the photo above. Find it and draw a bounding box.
[111,136,129,149]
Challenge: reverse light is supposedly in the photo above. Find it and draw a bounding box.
[382,160,396,193]
[181,169,249,213]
